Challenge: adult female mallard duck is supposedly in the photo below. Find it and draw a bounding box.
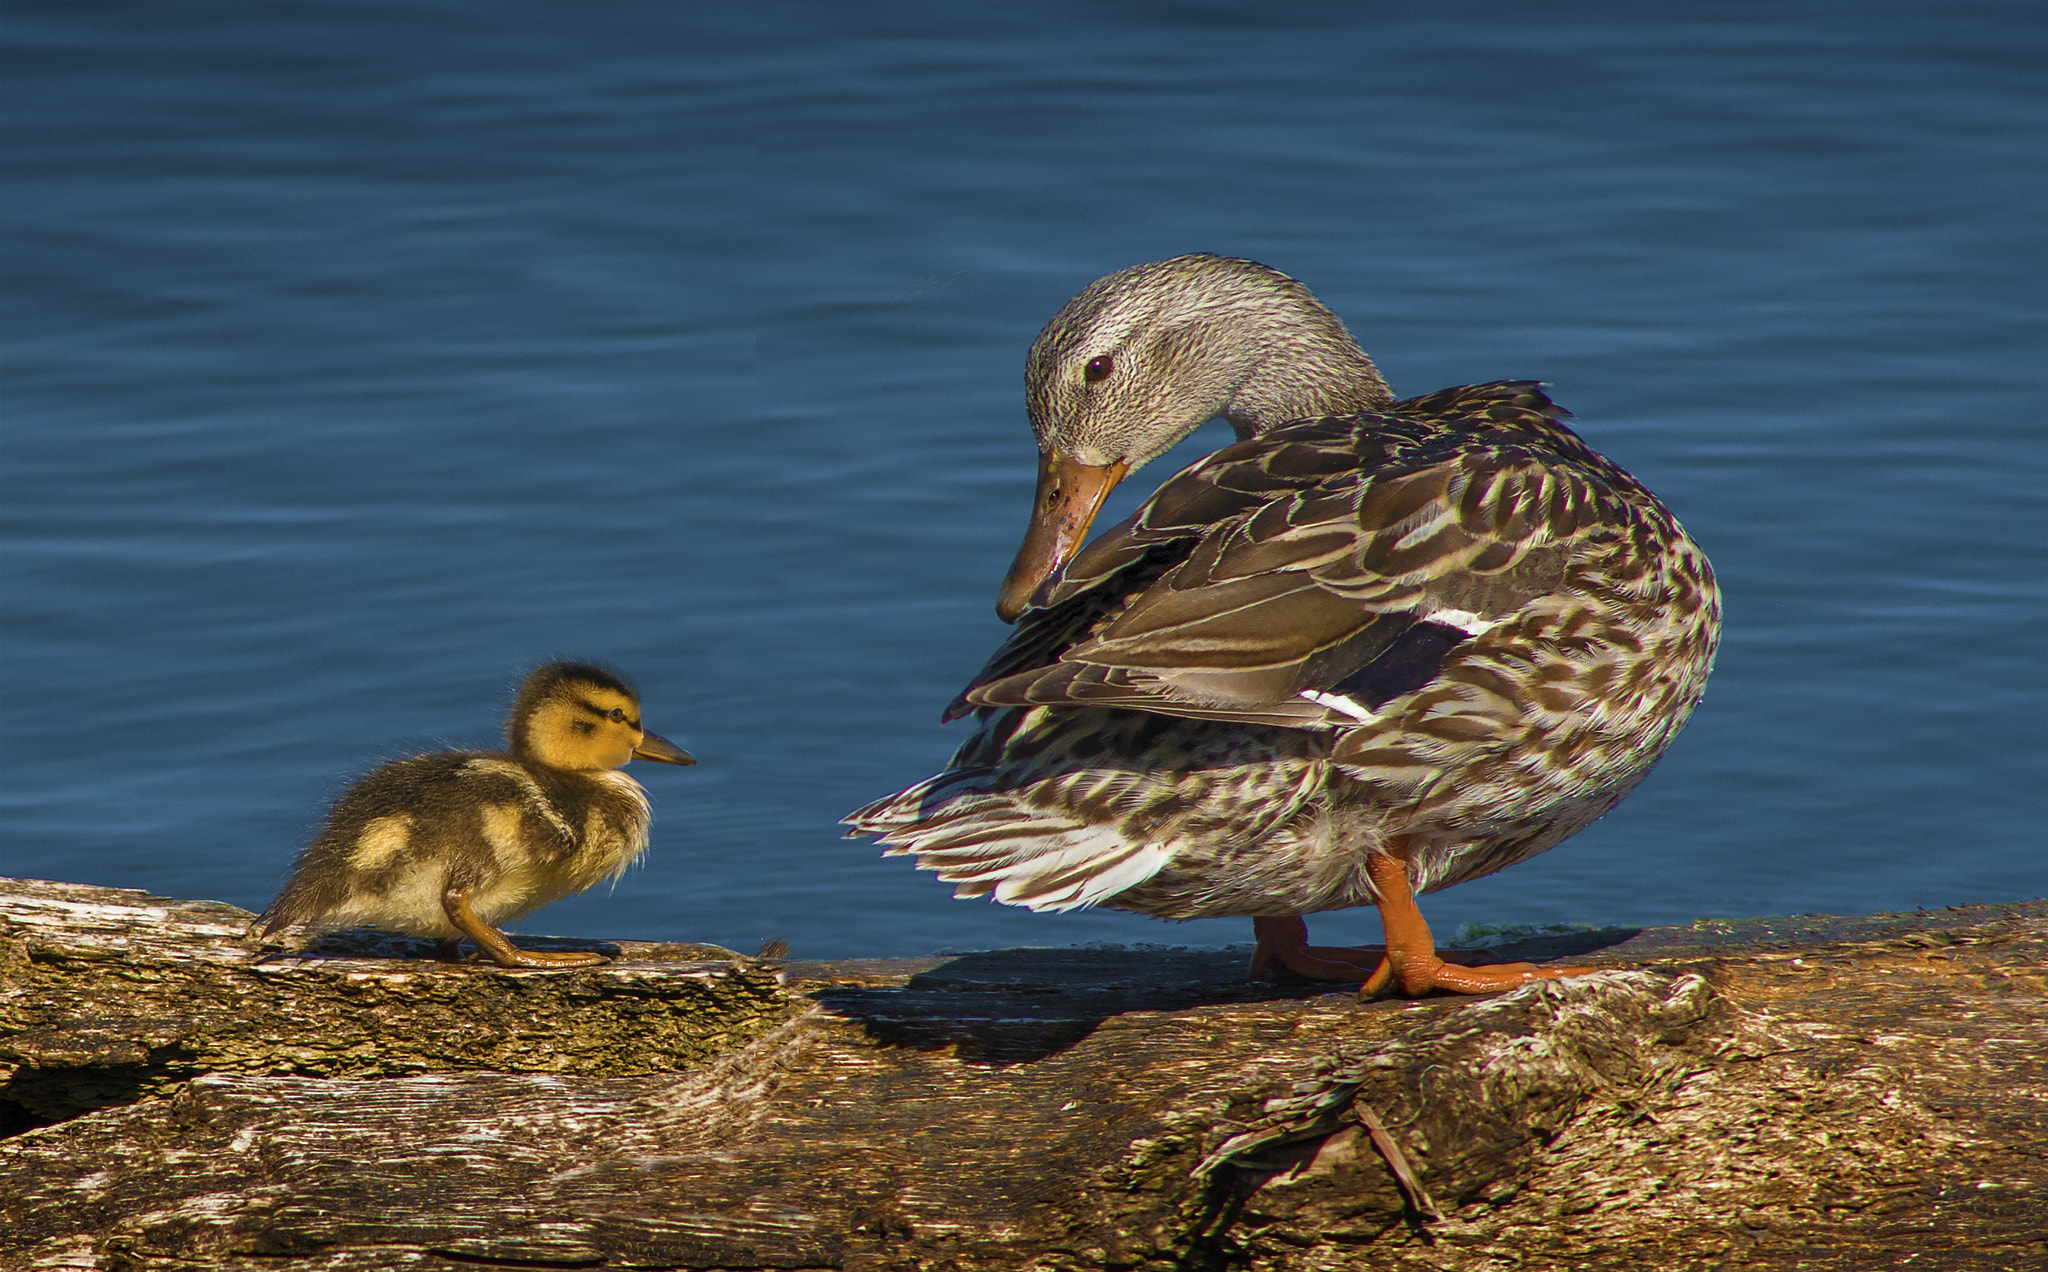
[847,254,1719,996]
[257,662,694,968]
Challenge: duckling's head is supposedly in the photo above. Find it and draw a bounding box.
[1000,254,1398,621]
[508,663,696,772]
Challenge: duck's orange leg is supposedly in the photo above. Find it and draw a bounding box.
[442,885,606,969]
[1249,915,1387,980]
[1358,847,1591,998]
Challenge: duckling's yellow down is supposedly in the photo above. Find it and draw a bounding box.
[257,662,692,968]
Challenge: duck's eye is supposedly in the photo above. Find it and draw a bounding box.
[1083,355,1114,383]
[607,708,627,723]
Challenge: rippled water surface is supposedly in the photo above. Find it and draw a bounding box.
[5,4,2044,958]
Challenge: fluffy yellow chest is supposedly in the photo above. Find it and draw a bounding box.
[462,765,653,925]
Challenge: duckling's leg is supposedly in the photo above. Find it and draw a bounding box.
[1358,845,1591,998]
[440,885,606,969]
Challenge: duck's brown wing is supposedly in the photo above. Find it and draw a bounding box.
[954,382,1639,730]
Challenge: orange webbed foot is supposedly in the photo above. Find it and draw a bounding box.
[1251,915,1592,994]
[1360,950,1595,998]
[1351,847,1595,997]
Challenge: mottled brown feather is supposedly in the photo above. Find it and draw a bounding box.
[851,257,1718,923]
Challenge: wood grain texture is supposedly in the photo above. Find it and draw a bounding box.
[0,876,791,1126]
[3,876,2043,1271]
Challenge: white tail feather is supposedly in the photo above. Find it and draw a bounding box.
[882,816,1175,914]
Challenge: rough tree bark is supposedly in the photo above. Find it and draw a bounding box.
[1,875,2042,1271]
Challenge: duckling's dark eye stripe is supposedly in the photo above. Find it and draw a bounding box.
[575,698,640,728]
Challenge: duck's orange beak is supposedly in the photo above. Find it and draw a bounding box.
[996,451,1129,622]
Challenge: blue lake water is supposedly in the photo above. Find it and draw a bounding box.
[4,4,2044,960]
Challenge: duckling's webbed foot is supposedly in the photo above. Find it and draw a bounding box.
[483,945,608,969]
[441,884,607,970]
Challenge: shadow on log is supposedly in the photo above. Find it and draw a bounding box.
[2,875,2044,1271]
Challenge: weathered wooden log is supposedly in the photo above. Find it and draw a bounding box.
[2,875,2043,1271]
[0,877,790,1129]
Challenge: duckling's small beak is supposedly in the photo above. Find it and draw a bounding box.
[996,451,1129,623]
[632,731,696,765]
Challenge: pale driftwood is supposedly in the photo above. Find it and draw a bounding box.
[0,877,789,1130]
[2,876,2043,1271]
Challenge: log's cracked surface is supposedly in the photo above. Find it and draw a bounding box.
[0,878,791,1130]
[1,876,2043,1271]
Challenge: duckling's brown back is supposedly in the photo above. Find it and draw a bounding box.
[255,751,578,937]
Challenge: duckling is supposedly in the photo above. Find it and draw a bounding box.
[847,255,1720,997]
[257,662,694,968]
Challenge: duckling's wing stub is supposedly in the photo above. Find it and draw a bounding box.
[257,754,511,936]
[956,384,1629,731]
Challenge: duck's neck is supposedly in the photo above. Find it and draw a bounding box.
[1214,303,1398,439]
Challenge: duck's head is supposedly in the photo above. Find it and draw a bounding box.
[508,662,696,772]
[998,253,1397,621]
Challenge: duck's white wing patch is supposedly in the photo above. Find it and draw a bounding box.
[1417,607,1497,636]
[1296,689,1381,724]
